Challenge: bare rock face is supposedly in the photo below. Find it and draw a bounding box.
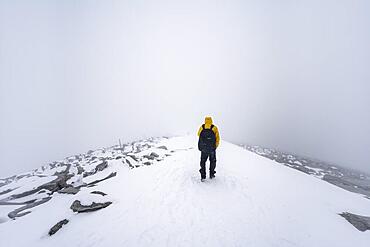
[49,219,69,236]
[340,212,370,232]
[70,200,112,213]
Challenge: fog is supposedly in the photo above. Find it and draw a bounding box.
[1,0,369,177]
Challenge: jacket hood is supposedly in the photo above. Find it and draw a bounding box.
[204,117,213,125]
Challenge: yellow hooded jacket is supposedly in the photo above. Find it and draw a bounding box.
[197,117,220,148]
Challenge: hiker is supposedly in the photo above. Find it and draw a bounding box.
[197,116,220,181]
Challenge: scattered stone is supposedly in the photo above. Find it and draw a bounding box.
[144,161,151,166]
[339,212,370,232]
[58,187,80,195]
[49,219,69,236]
[91,191,107,196]
[70,200,112,213]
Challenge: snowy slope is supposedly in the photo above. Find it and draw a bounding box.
[1,136,370,247]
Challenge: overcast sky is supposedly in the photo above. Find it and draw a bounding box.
[1,0,369,177]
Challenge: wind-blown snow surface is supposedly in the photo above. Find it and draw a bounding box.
[1,136,370,247]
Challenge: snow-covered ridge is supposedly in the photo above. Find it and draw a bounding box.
[0,136,370,247]
[0,137,173,221]
[242,145,370,199]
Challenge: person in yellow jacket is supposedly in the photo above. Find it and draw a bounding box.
[197,116,220,181]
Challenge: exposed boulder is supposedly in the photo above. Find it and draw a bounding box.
[49,219,69,236]
[58,187,80,195]
[144,152,159,160]
[157,145,168,150]
[9,170,72,199]
[340,212,370,232]
[83,161,108,177]
[76,166,84,175]
[70,200,112,213]
[40,173,73,193]
[95,161,108,172]
[128,155,139,162]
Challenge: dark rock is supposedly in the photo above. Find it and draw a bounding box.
[0,189,13,195]
[143,152,159,160]
[83,161,108,177]
[339,212,370,232]
[0,199,37,206]
[125,159,134,169]
[49,219,69,236]
[144,161,151,166]
[150,152,159,158]
[95,161,108,172]
[40,172,73,193]
[128,155,139,162]
[157,146,168,150]
[76,166,84,175]
[8,197,52,219]
[58,187,80,195]
[91,191,107,196]
[70,200,112,213]
[87,172,117,186]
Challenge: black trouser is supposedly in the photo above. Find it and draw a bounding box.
[200,150,216,179]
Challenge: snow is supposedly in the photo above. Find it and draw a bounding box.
[0,136,370,247]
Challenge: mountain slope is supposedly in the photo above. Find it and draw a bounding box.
[1,136,370,247]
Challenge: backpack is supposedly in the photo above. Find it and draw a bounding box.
[198,124,216,153]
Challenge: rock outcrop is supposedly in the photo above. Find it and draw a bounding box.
[49,219,69,236]
[340,212,370,232]
[70,200,112,213]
